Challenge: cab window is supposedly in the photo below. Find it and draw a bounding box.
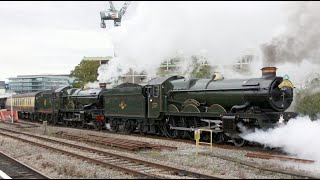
[153,86,159,97]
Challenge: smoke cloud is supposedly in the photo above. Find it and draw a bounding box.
[241,116,320,173]
[96,1,288,85]
[261,1,320,66]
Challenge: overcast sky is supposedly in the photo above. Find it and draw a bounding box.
[0,1,288,82]
[0,1,139,81]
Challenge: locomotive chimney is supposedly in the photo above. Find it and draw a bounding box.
[99,83,107,89]
[261,67,277,78]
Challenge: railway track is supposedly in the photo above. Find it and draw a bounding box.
[59,133,178,151]
[0,121,40,129]
[200,152,319,179]
[0,150,49,179]
[0,127,222,179]
[2,120,318,179]
[245,153,315,164]
[1,121,178,152]
[10,120,285,156]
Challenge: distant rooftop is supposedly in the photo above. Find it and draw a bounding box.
[83,56,113,61]
[9,74,72,79]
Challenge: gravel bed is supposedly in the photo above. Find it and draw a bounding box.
[0,121,318,179]
[0,136,135,179]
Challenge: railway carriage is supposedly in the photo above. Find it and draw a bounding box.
[4,92,52,120]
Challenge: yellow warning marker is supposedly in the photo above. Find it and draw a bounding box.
[194,129,213,155]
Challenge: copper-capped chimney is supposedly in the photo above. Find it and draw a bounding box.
[99,83,107,89]
[261,67,277,78]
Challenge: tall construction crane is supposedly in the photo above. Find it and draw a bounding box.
[100,1,131,28]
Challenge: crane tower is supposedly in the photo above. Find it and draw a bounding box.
[100,1,131,28]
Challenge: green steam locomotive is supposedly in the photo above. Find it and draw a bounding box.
[103,67,297,146]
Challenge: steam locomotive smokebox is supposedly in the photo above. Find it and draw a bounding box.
[261,67,277,78]
[99,83,107,89]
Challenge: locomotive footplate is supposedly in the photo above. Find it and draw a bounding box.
[169,125,222,133]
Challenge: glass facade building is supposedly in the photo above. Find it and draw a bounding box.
[8,75,75,94]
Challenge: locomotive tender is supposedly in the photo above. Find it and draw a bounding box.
[1,67,297,146]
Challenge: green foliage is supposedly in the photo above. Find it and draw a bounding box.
[157,68,171,77]
[191,64,212,78]
[295,90,320,120]
[190,55,211,78]
[70,60,100,88]
[294,73,320,119]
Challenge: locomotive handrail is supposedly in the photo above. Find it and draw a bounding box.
[230,102,250,113]
[169,87,260,92]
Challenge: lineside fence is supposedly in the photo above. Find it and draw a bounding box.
[0,110,18,123]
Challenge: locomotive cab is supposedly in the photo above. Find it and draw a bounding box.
[146,76,185,119]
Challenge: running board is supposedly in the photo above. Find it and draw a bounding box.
[169,126,222,132]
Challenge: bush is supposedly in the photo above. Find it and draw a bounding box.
[294,73,320,120]
[294,90,320,120]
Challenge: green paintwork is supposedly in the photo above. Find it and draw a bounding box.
[181,104,200,113]
[103,85,145,118]
[168,104,179,112]
[183,99,200,107]
[147,85,161,118]
[169,76,283,112]
[146,76,184,118]
[207,104,226,113]
[36,91,54,113]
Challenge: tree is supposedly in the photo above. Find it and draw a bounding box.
[191,64,212,78]
[190,55,212,78]
[294,73,320,120]
[70,60,100,88]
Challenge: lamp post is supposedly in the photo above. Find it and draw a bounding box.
[10,94,13,123]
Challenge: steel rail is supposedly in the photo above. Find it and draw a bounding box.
[201,152,319,179]
[0,127,222,179]
[246,153,315,164]
[0,150,50,179]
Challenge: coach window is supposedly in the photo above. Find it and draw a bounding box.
[153,86,159,97]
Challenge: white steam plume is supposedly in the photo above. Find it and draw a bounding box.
[97,1,289,85]
[241,116,320,173]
